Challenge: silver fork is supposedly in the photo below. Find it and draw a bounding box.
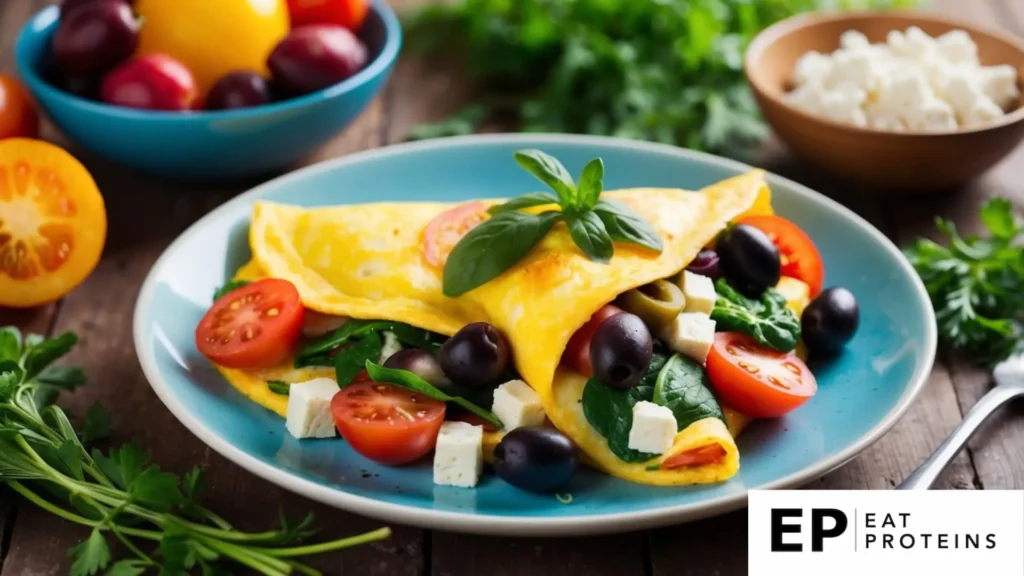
[898,354,1024,490]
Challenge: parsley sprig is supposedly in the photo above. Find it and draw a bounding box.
[0,327,389,576]
[904,198,1024,365]
[442,149,663,296]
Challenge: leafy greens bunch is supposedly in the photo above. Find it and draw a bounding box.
[443,149,662,296]
[404,0,919,157]
[904,198,1024,366]
[711,279,801,352]
[0,327,389,576]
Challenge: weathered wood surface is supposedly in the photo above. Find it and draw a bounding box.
[1,0,1022,574]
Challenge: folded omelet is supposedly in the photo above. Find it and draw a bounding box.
[217,170,785,486]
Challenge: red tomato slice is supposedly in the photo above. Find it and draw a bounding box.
[422,201,489,268]
[706,333,817,418]
[661,444,726,469]
[195,278,304,370]
[562,304,623,377]
[738,214,824,296]
[287,0,369,31]
[331,382,446,466]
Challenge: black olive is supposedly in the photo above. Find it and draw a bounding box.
[716,224,781,297]
[384,349,450,387]
[589,312,653,389]
[685,249,722,279]
[438,322,510,387]
[493,427,578,493]
[801,287,859,356]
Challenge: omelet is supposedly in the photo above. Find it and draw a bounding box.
[217,169,791,486]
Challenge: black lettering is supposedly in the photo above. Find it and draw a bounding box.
[865,513,875,528]
[811,509,848,552]
[899,512,910,528]
[771,509,802,552]
[900,534,915,549]
[938,534,948,549]
[883,534,893,548]
[921,533,932,548]
[966,534,979,549]
[865,534,876,548]
[882,513,895,528]
[987,534,997,549]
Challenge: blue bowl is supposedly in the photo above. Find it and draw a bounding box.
[14,2,401,182]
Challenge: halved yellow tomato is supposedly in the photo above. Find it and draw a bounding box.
[0,139,106,308]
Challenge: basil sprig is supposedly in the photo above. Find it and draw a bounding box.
[364,361,504,429]
[442,149,664,297]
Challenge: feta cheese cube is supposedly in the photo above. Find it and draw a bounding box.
[285,378,339,439]
[840,30,870,51]
[937,30,979,65]
[433,422,483,488]
[943,70,984,117]
[792,51,832,87]
[627,401,677,455]
[902,26,937,60]
[963,95,1005,127]
[491,379,545,430]
[678,270,716,314]
[903,98,957,131]
[660,313,716,365]
[379,331,403,363]
[977,65,1019,110]
[826,50,884,92]
[785,81,827,115]
[867,112,906,132]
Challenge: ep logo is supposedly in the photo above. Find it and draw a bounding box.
[770,508,848,552]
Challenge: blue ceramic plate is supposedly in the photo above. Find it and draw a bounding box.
[134,135,936,536]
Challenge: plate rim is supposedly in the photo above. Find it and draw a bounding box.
[133,133,937,536]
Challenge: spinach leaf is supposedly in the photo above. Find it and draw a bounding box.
[580,353,668,463]
[267,381,290,396]
[296,320,440,367]
[513,149,577,207]
[711,279,801,352]
[335,333,382,387]
[212,280,250,302]
[593,200,664,253]
[487,192,559,215]
[443,210,560,297]
[652,354,724,430]
[565,210,613,264]
[364,361,504,429]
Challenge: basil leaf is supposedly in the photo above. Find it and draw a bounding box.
[213,280,251,302]
[652,354,724,430]
[0,327,22,363]
[514,149,577,207]
[335,333,382,386]
[577,158,604,210]
[711,279,801,352]
[487,192,559,215]
[566,210,613,263]
[593,199,664,253]
[296,320,439,366]
[267,381,290,395]
[443,211,560,297]
[365,361,504,429]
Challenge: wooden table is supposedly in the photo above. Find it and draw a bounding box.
[2,0,1023,573]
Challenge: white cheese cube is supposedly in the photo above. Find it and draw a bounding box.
[433,421,483,488]
[784,81,827,115]
[840,30,870,51]
[491,379,545,430]
[963,95,1005,127]
[943,70,985,117]
[660,313,716,365]
[902,97,957,131]
[628,401,677,455]
[285,378,339,439]
[826,50,884,92]
[937,30,979,65]
[902,26,937,60]
[792,51,832,86]
[678,270,716,314]
[867,112,906,132]
[379,331,403,363]
[977,65,1019,110]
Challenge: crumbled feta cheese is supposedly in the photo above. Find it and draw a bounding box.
[660,313,716,365]
[963,95,1006,127]
[826,50,884,93]
[433,422,483,488]
[793,51,832,86]
[627,401,677,455]
[491,379,545,430]
[937,29,978,65]
[977,64,1020,109]
[285,378,339,439]
[903,98,957,131]
[678,270,716,314]
[379,331,403,363]
[840,30,871,51]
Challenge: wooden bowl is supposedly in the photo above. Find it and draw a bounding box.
[745,11,1024,192]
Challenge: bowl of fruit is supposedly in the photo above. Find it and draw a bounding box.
[15,0,401,182]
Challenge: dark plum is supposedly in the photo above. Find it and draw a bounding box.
[267,25,368,97]
[589,312,653,389]
[801,287,859,357]
[686,249,721,279]
[716,224,780,298]
[100,54,197,111]
[206,72,272,110]
[60,0,134,18]
[52,0,138,76]
[493,427,578,493]
[437,322,510,387]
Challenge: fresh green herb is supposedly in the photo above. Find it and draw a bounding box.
[405,0,918,158]
[364,361,504,429]
[0,329,389,575]
[334,332,382,386]
[711,279,801,352]
[443,150,662,296]
[212,280,251,302]
[555,493,573,504]
[580,354,668,463]
[904,198,1024,365]
[296,319,441,367]
[652,354,724,429]
[267,380,290,396]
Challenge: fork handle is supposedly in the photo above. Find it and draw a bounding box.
[898,386,1024,490]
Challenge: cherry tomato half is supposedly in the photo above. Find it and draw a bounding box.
[331,381,446,465]
[737,214,824,296]
[195,278,305,370]
[562,304,623,378]
[286,0,369,32]
[422,201,488,268]
[706,332,817,418]
[0,75,39,140]
[661,444,726,469]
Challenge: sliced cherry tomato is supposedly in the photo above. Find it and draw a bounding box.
[195,278,305,370]
[0,76,39,140]
[661,444,726,469]
[422,201,489,268]
[331,381,446,465]
[737,214,824,296]
[562,304,623,377]
[286,0,369,31]
[0,139,106,307]
[706,332,817,418]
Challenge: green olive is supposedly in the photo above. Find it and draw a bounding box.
[617,280,686,332]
